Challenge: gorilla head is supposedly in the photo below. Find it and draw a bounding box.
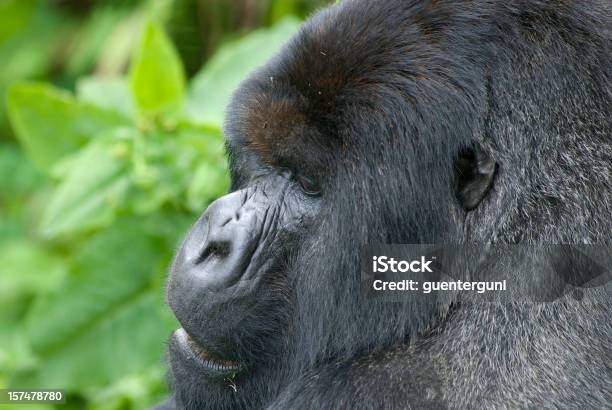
[164,1,611,409]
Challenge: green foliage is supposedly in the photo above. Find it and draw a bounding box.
[7,84,129,171]
[1,10,301,409]
[187,18,301,127]
[77,78,136,119]
[17,222,175,394]
[39,132,131,238]
[0,1,63,129]
[0,1,36,43]
[130,22,186,119]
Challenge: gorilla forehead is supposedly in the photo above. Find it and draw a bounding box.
[225,0,486,176]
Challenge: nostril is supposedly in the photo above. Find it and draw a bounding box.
[196,241,231,265]
[211,241,231,257]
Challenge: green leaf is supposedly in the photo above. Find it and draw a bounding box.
[18,292,173,393]
[0,144,43,200]
[88,366,169,410]
[7,83,129,171]
[186,17,301,128]
[0,239,66,378]
[26,223,159,355]
[0,145,49,245]
[0,4,65,128]
[187,162,230,212]
[130,21,186,119]
[269,0,300,23]
[65,4,133,76]
[0,0,36,44]
[16,222,176,391]
[0,240,66,299]
[77,76,135,119]
[39,132,132,238]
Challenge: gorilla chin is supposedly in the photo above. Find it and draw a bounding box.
[170,329,243,380]
[160,0,611,409]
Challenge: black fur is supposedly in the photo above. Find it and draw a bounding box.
[164,0,612,408]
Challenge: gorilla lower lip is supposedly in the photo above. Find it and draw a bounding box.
[176,328,242,373]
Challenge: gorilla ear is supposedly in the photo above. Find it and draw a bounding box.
[455,146,497,211]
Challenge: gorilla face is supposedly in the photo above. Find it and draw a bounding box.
[166,39,496,404]
[167,163,322,372]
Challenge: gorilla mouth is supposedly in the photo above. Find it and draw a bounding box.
[175,328,243,375]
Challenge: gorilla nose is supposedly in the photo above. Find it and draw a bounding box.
[166,188,273,362]
[173,190,259,292]
[166,182,288,357]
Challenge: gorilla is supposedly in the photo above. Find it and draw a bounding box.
[160,0,612,408]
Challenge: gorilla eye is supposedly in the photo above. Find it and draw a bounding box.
[296,175,321,197]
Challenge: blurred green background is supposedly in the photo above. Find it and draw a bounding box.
[0,0,330,408]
